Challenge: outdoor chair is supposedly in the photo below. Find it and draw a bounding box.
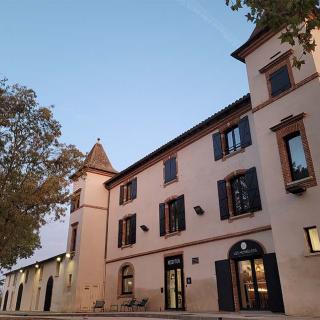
[93,300,105,312]
[134,298,149,311]
[120,298,136,311]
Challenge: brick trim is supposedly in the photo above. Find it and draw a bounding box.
[272,115,317,189]
[259,49,293,73]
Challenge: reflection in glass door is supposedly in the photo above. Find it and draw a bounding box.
[237,258,269,310]
[165,255,184,310]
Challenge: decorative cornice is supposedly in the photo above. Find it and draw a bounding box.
[105,225,271,264]
[79,204,108,211]
[270,113,306,132]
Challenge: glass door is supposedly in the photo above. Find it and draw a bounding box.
[165,255,184,310]
[236,258,269,310]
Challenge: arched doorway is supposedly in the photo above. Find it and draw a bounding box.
[43,276,54,311]
[15,284,23,311]
[2,291,9,311]
[215,240,284,313]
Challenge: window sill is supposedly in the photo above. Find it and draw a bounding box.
[118,293,134,299]
[121,199,134,206]
[120,244,133,250]
[228,212,254,222]
[163,177,178,187]
[222,148,245,161]
[164,231,181,239]
[286,176,314,187]
[304,251,320,258]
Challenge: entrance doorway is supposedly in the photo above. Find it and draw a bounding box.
[236,258,268,310]
[44,276,54,311]
[164,255,184,310]
[15,284,23,311]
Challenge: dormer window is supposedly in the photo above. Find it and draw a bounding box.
[269,65,292,97]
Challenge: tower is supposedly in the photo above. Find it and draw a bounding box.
[62,140,117,311]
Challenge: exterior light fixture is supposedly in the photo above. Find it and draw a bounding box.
[35,264,39,269]
[56,257,61,262]
[66,253,71,258]
[140,225,149,232]
[19,269,23,273]
[194,206,205,215]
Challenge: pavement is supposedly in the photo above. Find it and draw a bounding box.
[0,311,320,320]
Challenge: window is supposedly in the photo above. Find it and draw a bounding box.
[118,214,136,248]
[159,195,185,236]
[269,65,291,97]
[212,116,252,160]
[119,178,137,205]
[231,175,250,215]
[70,191,80,213]
[121,265,133,295]
[164,157,177,184]
[67,274,72,287]
[217,167,262,220]
[225,126,241,154]
[305,227,320,253]
[70,225,78,252]
[285,132,309,181]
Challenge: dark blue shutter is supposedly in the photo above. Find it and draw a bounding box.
[263,253,285,312]
[245,167,262,212]
[118,220,123,248]
[170,157,177,180]
[176,195,185,231]
[215,260,235,311]
[131,178,137,199]
[164,160,171,183]
[217,180,229,220]
[212,132,223,161]
[129,214,136,244]
[239,116,252,148]
[119,185,124,205]
[159,203,166,236]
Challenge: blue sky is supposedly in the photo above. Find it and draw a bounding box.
[0,0,253,269]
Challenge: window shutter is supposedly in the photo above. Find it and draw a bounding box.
[212,132,223,161]
[118,219,123,248]
[215,259,235,311]
[164,160,171,183]
[239,116,252,148]
[170,157,177,180]
[131,178,137,199]
[263,253,285,312]
[217,180,229,220]
[119,185,124,205]
[245,167,262,212]
[176,195,186,231]
[159,203,166,236]
[129,214,136,244]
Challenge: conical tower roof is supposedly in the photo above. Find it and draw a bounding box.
[83,139,117,174]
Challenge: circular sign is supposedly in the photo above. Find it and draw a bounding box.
[241,242,247,250]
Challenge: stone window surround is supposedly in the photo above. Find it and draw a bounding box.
[163,154,178,187]
[270,113,317,190]
[224,170,255,221]
[260,49,295,100]
[117,262,135,298]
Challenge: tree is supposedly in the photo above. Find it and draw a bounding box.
[226,0,320,68]
[0,79,84,270]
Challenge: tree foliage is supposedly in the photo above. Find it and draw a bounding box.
[0,80,84,270]
[226,0,320,68]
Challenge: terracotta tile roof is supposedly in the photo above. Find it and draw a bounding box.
[83,140,117,174]
[105,93,251,187]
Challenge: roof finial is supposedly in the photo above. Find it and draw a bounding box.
[97,137,101,143]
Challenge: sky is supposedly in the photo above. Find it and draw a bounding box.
[0,0,253,270]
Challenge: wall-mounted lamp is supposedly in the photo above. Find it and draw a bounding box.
[140,225,149,232]
[194,206,205,215]
[35,263,39,269]
[19,269,23,273]
[56,257,62,262]
[66,253,71,258]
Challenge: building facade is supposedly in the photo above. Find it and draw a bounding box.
[1,27,320,316]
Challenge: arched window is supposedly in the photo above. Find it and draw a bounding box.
[121,265,133,295]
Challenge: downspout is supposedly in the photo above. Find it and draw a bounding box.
[103,183,111,300]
